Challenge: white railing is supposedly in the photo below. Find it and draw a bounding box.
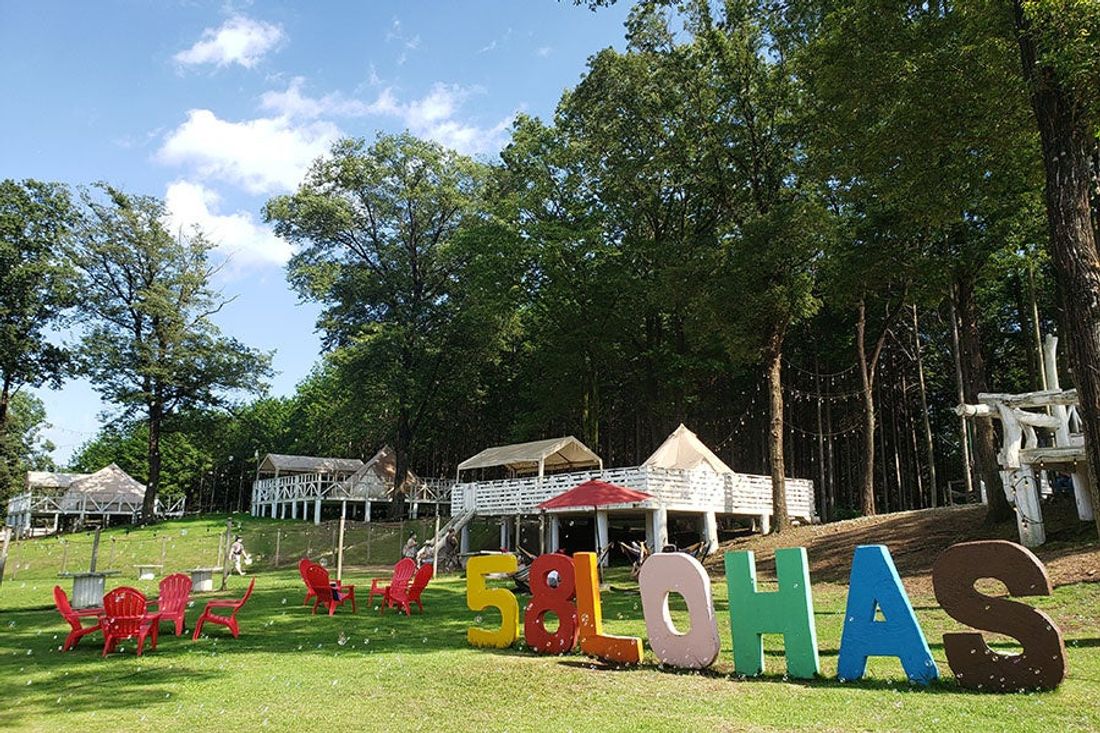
[252,473,454,506]
[5,491,185,520]
[451,465,815,520]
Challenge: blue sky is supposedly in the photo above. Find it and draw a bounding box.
[0,0,632,463]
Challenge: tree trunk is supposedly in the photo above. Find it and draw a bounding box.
[1013,1,1100,538]
[144,402,162,521]
[766,330,790,533]
[911,306,938,508]
[953,275,1014,524]
[856,300,877,516]
[393,409,412,519]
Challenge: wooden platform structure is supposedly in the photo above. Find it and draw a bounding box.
[4,464,185,536]
[451,429,816,560]
[250,447,451,523]
[957,335,1095,547]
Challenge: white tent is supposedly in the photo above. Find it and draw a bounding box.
[457,436,602,478]
[644,424,732,474]
[257,454,364,476]
[65,464,146,499]
[27,470,90,491]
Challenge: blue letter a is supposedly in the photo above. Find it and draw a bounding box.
[837,545,938,684]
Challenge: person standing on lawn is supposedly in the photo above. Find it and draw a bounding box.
[229,535,251,575]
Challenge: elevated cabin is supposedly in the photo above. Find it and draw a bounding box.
[250,447,450,523]
[451,426,816,560]
[5,463,184,536]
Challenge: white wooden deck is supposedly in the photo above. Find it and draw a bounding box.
[451,465,815,521]
[5,490,185,531]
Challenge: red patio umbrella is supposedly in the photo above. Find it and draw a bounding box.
[537,479,654,510]
[538,480,654,559]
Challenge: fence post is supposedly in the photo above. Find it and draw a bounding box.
[60,539,69,576]
[0,527,10,586]
[219,517,233,591]
[274,529,281,568]
[89,528,101,574]
[399,519,405,560]
[366,523,372,564]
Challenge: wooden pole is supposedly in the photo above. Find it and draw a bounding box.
[274,529,281,568]
[219,517,232,591]
[336,514,346,582]
[89,528,102,574]
[366,522,372,564]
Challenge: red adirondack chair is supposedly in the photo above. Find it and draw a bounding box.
[101,586,160,657]
[299,558,317,606]
[367,558,416,607]
[385,562,433,616]
[54,585,103,652]
[306,563,356,616]
[192,578,255,640]
[150,573,192,636]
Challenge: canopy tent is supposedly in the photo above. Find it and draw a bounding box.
[65,464,145,499]
[644,424,733,474]
[457,436,602,478]
[537,479,653,511]
[27,470,90,492]
[338,446,418,499]
[257,453,364,476]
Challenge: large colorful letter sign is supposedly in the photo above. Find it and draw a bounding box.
[837,545,938,684]
[524,553,579,654]
[724,548,819,678]
[932,540,1066,692]
[574,551,643,664]
[466,554,519,648]
[639,552,720,669]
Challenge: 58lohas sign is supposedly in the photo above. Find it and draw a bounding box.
[465,540,1067,692]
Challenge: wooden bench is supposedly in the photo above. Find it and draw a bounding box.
[134,564,164,580]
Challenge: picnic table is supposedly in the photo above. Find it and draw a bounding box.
[189,567,223,592]
[134,564,164,580]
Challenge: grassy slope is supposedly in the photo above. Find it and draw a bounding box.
[1,512,1098,733]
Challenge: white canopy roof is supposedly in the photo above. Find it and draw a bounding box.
[66,464,146,497]
[28,470,90,491]
[644,424,732,474]
[258,454,364,475]
[458,436,602,475]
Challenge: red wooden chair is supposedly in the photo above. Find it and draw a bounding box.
[150,573,192,636]
[54,585,103,651]
[385,562,433,616]
[299,558,317,606]
[367,558,416,607]
[191,578,255,640]
[306,563,356,616]
[101,586,160,657]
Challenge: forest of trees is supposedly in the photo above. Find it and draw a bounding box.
[4,0,1099,534]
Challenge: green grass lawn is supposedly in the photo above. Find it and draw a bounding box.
[2,516,1099,732]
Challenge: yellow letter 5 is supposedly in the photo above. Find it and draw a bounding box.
[466,554,519,648]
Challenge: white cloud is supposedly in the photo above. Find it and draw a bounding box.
[535,46,552,58]
[164,180,292,269]
[260,77,399,118]
[157,109,340,193]
[174,15,285,69]
[259,79,512,156]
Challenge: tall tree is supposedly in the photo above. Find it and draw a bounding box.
[71,185,272,519]
[0,392,56,500]
[0,179,74,482]
[265,134,520,514]
[1005,0,1100,535]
